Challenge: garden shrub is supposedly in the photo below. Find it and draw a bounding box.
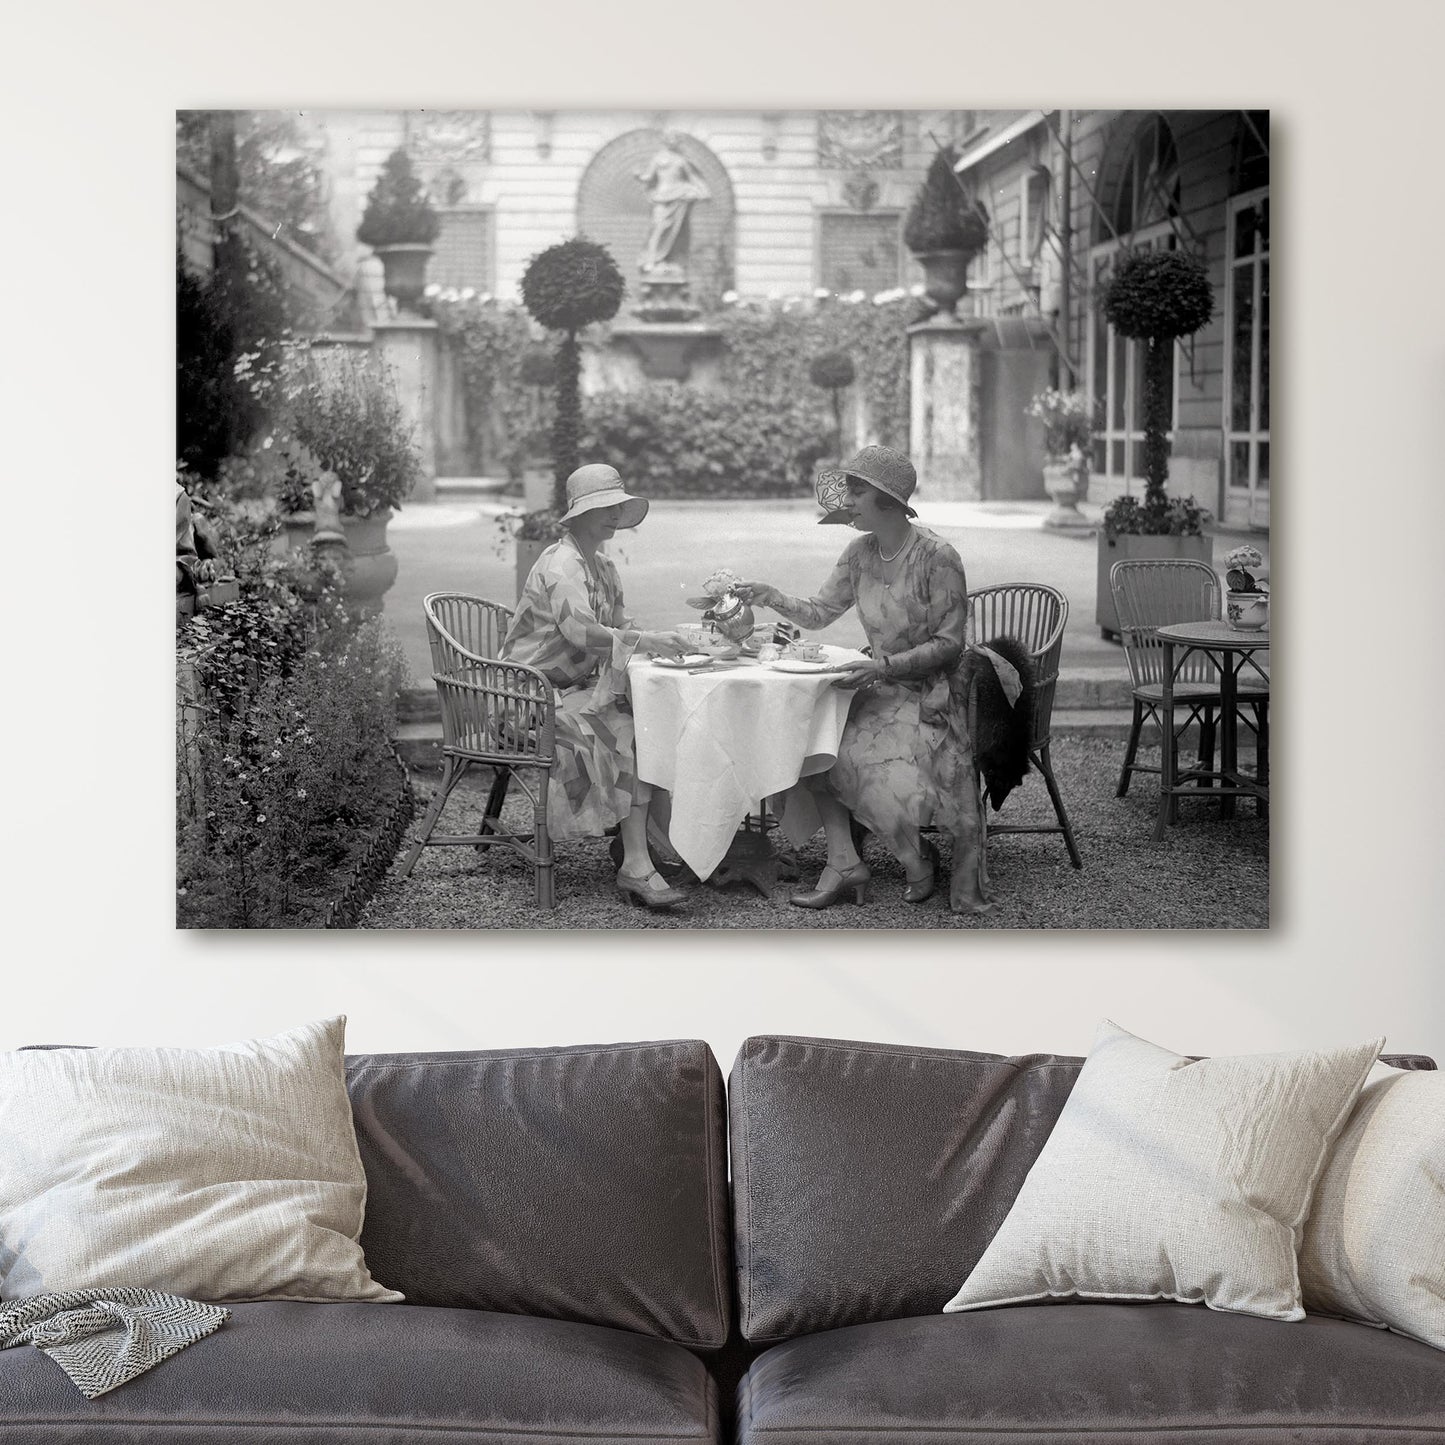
[177,496,409,928]
[579,384,832,497]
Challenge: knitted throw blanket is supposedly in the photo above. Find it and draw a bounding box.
[0,1289,230,1397]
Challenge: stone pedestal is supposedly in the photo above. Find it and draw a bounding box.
[608,321,724,383]
[908,316,987,502]
[372,318,439,504]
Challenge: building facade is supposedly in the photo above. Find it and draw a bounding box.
[954,109,1269,529]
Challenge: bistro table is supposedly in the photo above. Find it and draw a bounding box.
[626,645,864,881]
[1154,619,1270,842]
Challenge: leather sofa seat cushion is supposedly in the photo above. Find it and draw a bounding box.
[0,1302,720,1445]
[347,1040,730,1346]
[736,1304,1445,1445]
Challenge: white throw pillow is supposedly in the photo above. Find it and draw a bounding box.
[1299,1062,1445,1348]
[943,1020,1383,1322]
[0,1017,402,1304]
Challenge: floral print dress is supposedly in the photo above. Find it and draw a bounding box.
[500,534,643,841]
[767,527,990,913]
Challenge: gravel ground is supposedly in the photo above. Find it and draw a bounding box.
[358,736,1269,931]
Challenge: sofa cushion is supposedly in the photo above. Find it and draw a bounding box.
[346,1040,730,1347]
[943,1021,1383,1322]
[0,1301,720,1444]
[729,1035,1437,1344]
[0,1017,400,1304]
[729,1035,1083,1342]
[736,1304,1445,1444]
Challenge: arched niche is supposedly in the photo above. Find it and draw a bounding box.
[577,129,736,311]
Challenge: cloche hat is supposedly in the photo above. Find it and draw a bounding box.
[558,463,650,530]
[814,445,918,524]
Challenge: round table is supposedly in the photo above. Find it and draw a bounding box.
[626,648,863,880]
[1154,620,1270,842]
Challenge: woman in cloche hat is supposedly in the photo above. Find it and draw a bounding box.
[739,445,991,915]
[501,464,693,909]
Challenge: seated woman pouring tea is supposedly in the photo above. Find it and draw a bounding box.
[738,446,993,915]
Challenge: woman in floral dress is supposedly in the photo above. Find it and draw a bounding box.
[742,446,992,915]
[501,464,691,909]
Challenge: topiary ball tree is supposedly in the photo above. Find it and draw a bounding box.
[356,149,440,249]
[1102,248,1213,506]
[520,238,626,509]
[809,349,856,455]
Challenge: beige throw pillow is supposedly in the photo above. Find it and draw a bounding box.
[0,1017,402,1304]
[1299,1063,1445,1348]
[943,1020,1383,1322]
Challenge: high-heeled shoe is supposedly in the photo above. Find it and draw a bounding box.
[616,869,687,909]
[902,838,939,904]
[789,860,871,909]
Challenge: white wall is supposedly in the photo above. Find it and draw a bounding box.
[9,0,1445,1073]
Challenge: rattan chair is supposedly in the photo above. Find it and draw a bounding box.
[397,592,558,908]
[967,582,1083,869]
[1109,559,1269,816]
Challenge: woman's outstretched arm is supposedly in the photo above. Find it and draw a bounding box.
[739,551,855,631]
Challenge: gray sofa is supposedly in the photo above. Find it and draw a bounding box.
[1,1034,1441,1444]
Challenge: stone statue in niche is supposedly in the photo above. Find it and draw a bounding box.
[635,132,711,276]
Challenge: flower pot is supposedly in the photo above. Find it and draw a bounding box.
[342,508,399,615]
[1225,590,1270,631]
[1041,458,1091,531]
[913,249,971,318]
[276,509,398,615]
[374,244,433,315]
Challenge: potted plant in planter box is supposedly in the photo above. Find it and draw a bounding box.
[509,237,626,599]
[357,149,440,315]
[903,147,990,318]
[1025,387,1097,530]
[517,344,556,511]
[1095,247,1216,637]
[260,344,421,613]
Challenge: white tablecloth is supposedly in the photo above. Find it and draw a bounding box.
[627,648,863,879]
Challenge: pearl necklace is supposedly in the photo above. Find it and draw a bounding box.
[878,532,911,564]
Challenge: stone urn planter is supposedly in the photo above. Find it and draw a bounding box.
[914,250,971,318]
[374,244,433,315]
[278,509,399,615]
[1041,457,1092,530]
[1225,590,1270,631]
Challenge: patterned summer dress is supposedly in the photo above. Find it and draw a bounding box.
[500,535,644,841]
[767,526,990,913]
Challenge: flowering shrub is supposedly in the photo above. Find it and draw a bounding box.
[1025,388,1097,461]
[1102,493,1211,539]
[234,342,421,516]
[177,614,408,928]
[1224,544,1268,593]
[177,494,409,927]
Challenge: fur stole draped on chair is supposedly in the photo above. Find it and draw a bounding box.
[960,636,1037,811]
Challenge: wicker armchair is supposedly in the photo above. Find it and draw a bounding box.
[1109,559,1269,816]
[967,582,1082,869]
[397,592,558,908]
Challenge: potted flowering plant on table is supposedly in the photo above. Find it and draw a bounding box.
[357,149,440,315]
[1094,247,1217,638]
[1223,544,1269,631]
[1026,388,1097,530]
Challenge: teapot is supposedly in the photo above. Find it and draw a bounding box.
[705,591,756,644]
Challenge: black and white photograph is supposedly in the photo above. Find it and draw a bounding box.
[175,106,1271,929]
